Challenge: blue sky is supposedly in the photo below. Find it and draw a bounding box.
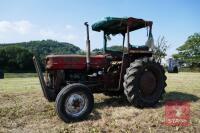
[0,0,200,56]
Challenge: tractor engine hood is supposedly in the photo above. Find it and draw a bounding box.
[45,54,108,70]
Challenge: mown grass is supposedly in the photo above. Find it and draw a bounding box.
[0,77,39,92]
[164,72,200,101]
[4,73,37,78]
[0,72,200,133]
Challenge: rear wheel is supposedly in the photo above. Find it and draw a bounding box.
[56,83,94,122]
[123,58,167,108]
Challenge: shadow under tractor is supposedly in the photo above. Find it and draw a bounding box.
[33,17,167,122]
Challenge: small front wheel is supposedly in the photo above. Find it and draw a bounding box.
[56,83,94,122]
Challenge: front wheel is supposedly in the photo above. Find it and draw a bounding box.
[123,58,167,108]
[56,83,94,122]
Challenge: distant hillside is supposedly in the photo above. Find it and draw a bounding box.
[0,40,83,72]
[0,39,82,59]
[92,45,127,54]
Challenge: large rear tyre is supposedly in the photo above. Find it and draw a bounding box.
[56,83,94,122]
[123,58,167,108]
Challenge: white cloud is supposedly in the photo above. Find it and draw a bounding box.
[65,34,76,41]
[0,20,32,34]
[0,21,12,32]
[39,29,77,42]
[0,20,79,44]
[39,29,56,38]
[13,20,32,34]
[65,24,72,30]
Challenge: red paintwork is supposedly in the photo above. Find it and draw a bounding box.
[46,54,108,70]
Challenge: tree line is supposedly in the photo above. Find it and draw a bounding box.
[0,33,199,72]
[0,40,82,72]
[173,33,200,69]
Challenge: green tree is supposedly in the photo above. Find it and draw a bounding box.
[92,45,127,54]
[107,45,125,51]
[0,46,34,72]
[153,36,170,63]
[173,33,200,67]
[92,48,103,54]
[0,40,82,71]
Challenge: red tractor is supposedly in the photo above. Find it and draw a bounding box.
[33,17,167,122]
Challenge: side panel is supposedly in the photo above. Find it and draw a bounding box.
[46,55,108,70]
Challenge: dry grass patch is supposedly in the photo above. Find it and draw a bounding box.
[0,72,200,132]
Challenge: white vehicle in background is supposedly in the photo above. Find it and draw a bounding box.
[167,58,179,73]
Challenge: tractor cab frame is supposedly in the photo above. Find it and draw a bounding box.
[92,17,153,54]
[91,17,154,90]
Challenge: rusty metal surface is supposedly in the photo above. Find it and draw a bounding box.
[118,54,129,91]
[33,56,56,101]
[46,55,108,70]
[46,54,105,58]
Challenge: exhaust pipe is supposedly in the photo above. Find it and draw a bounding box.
[84,22,91,70]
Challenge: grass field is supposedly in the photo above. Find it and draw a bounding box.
[0,72,200,133]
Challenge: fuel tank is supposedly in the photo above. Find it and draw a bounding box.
[45,54,108,70]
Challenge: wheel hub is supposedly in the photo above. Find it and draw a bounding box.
[140,70,157,96]
[65,93,87,116]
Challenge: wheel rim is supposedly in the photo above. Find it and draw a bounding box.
[64,92,88,117]
[140,69,157,96]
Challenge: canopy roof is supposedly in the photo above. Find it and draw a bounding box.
[92,17,153,35]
